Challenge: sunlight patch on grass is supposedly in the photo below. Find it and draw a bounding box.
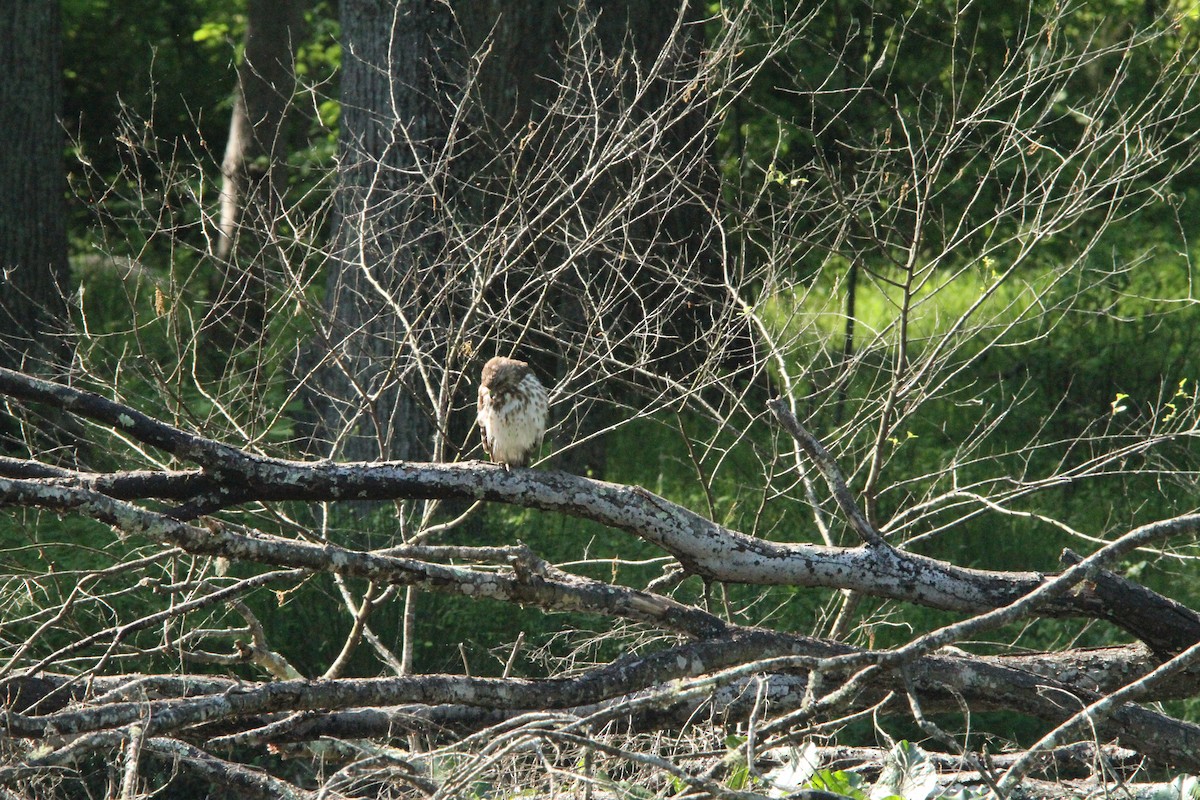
[760,260,1059,360]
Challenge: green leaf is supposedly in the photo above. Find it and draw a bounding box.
[318,99,341,127]
[808,769,867,799]
[192,21,229,43]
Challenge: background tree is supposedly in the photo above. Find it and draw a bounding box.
[209,0,304,344]
[307,0,734,471]
[0,1,70,373]
[452,0,737,475]
[307,0,455,466]
[0,0,75,460]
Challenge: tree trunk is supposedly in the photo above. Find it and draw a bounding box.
[209,0,303,346]
[307,0,731,470]
[0,1,70,373]
[455,0,731,476]
[310,0,457,462]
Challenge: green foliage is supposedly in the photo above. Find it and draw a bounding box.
[62,0,238,185]
[808,770,868,798]
[191,19,232,43]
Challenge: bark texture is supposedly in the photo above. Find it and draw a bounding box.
[0,1,70,371]
[311,0,457,462]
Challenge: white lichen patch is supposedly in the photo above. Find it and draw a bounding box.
[117,413,136,428]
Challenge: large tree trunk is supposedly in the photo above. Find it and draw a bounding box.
[0,1,70,373]
[0,1,73,457]
[309,0,457,463]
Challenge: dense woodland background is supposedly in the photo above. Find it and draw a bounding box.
[2,0,1200,798]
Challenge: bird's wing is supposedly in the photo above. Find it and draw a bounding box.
[477,386,494,460]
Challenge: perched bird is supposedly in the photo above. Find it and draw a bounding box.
[477,356,548,468]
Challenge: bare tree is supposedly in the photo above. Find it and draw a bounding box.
[3,2,1200,799]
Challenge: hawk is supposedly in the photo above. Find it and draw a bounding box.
[477,356,548,468]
